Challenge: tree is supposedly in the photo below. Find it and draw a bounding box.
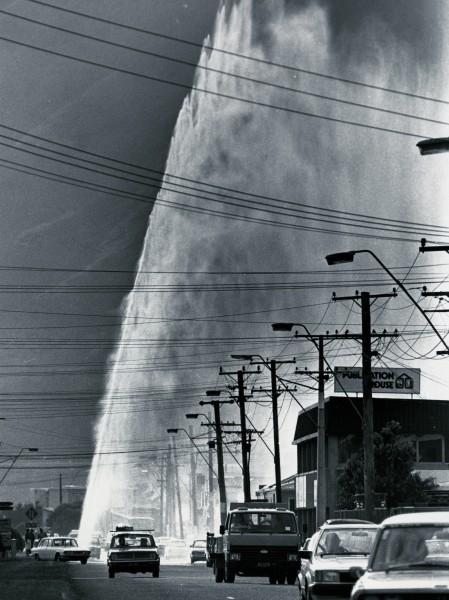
[46,502,83,535]
[338,420,436,509]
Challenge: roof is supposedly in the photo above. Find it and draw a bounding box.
[380,511,449,527]
[320,523,379,531]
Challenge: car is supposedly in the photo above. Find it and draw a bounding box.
[89,535,102,559]
[298,521,379,600]
[31,536,90,563]
[155,536,171,557]
[107,528,160,579]
[68,529,79,539]
[189,539,207,563]
[164,538,188,562]
[350,511,449,600]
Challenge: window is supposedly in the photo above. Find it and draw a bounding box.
[408,435,444,463]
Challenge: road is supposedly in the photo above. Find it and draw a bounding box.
[1,555,299,600]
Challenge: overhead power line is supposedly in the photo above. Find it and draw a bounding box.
[0,34,437,141]
[1,8,448,129]
[23,0,449,107]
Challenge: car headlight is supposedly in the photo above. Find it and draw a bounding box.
[230,553,241,561]
[109,554,117,561]
[287,553,298,561]
[316,570,340,582]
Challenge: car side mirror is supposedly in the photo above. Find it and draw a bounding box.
[219,525,225,535]
[298,550,312,560]
[349,566,365,580]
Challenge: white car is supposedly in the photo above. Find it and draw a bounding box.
[164,538,188,562]
[32,536,90,563]
[351,511,449,600]
[299,520,378,599]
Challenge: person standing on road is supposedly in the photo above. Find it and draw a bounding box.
[25,529,35,555]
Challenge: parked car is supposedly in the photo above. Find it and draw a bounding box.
[89,535,102,559]
[164,538,188,562]
[350,511,449,600]
[107,528,159,579]
[299,520,378,600]
[32,536,90,563]
[189,539,207,563]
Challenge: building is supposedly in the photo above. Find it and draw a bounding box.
[293,395,449,538]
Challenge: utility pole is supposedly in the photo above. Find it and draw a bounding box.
[294,338,326,526]
[159,455,165,535]
[207,411,215,532]
[239,356,296,503]
[270,360,282,502]
[200,394,234,526]
[273,324,397,528]
[219,367,258,502]
[238,371,251,501]
[332,290,397,522]
[189,425,198,530]
[172,438,184,539]
[361,292,375,523]
[59,474,62,505]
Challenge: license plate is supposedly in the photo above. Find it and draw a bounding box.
[257,562,271,567]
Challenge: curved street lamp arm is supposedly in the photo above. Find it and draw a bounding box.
[356,249,449,353]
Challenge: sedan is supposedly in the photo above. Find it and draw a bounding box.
[299,522,378,600]
[190,539,207,563]
[32,536,90,564]
[351,511,449,600]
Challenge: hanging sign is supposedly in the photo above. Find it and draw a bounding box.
[334,367,420,394]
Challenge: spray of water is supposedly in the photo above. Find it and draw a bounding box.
[79,0,449,545]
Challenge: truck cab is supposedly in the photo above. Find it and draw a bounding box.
[211,502,301,585]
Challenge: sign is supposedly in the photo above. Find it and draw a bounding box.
[0,502,13,511]
[25,507,38,521]
[334,367,420,394]
[26,522,37,528]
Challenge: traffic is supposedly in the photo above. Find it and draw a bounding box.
[6,510,449,600]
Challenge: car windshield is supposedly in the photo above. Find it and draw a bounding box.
[111,534,155,548]
[317,528,377,555]
[193,540,206,548]
[229,512,297,533]
[371,525,449,571]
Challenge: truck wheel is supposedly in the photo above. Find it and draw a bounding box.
[224,563,235,583]
[269,574,277,584]
[287,572,297,585]
[277,573,286,585]
[153,568,160,578]
[108,568,115,579]
[215,566,225,583]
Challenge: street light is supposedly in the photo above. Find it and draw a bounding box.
[416,137,449,155]
[0,447,38,486]
[325,248,449,354]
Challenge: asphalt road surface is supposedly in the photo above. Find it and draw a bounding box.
[1,555,298,600]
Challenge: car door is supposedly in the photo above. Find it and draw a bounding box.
[38,539,50,560]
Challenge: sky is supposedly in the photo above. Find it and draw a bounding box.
[1,0,449,515]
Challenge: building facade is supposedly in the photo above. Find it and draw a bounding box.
[293,395,449,539]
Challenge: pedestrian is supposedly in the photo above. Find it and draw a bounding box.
[37,527,47,541]
[25,529,35,555]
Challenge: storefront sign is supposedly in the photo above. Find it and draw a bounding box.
[334,367,420,394]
